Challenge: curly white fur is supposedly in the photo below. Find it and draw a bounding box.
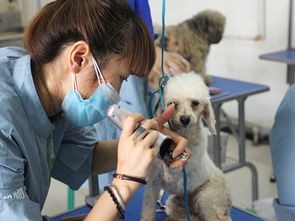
[141,72,231,221]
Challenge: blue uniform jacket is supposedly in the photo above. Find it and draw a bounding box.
[0,47,97,220]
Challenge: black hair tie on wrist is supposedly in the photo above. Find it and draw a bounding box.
[113,173,147,185]
[104,184,125,219]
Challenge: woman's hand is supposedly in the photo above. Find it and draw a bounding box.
[153,104,189,168]
[116,105,188,182]
[116,114,160,182]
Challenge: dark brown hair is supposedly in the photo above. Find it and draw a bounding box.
[23,0,155,76]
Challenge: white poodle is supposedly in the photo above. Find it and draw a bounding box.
[141,72,231,221]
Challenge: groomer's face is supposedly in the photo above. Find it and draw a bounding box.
[100,55,130,92]
[77,55,130,99]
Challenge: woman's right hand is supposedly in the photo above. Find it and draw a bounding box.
[116,114,160,184]
[111,106,187,210]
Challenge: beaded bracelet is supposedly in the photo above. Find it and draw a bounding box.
[113,173,147,185]
[104,184,126,219]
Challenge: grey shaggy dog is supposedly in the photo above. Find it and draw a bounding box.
[152,10,226,86]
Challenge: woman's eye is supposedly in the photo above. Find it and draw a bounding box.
[191,101,199,106]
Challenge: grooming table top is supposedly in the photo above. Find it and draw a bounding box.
[259,49,295,65]
[210,76,269,104]
[53,186,265,221]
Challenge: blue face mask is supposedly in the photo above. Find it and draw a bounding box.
[62,57,121,126]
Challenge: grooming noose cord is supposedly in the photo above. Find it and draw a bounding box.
[148,0,191,220]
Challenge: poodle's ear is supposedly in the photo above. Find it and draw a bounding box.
[203,101,216,135]
[188,10,226,44]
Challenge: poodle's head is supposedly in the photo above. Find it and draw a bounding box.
[163,72,216,135]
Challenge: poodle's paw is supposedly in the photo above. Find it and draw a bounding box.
[165,217,201,221]
[202,212,231,221]
[216,213,231,221]
[203,213,230,221]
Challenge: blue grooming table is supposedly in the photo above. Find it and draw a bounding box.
[209,76,270,202]
[259,49,295,65]
[53,186,265,221]
[210,76,269,103]
[259,49,295,85]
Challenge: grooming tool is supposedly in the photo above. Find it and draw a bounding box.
[106,104,188,166]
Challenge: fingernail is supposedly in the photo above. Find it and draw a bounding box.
[172,151,181,158]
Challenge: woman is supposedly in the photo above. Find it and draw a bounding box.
[0,0,187,220]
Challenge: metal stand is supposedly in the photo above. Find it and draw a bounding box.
[85,175,100,207]
[287,0,293,50]
[287,64,295,86]
[213,98,259,202]
[287,0,295,86]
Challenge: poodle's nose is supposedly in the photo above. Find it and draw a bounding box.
[180,115,190,126]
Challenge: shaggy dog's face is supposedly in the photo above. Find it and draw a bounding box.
[165,35,180,53]
[165,96,205,130]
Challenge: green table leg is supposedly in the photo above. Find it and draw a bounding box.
[67,187,75,210]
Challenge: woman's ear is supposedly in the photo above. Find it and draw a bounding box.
[69,41,91,74]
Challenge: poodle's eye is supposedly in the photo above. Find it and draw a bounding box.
[191,101,199,106]
[167,102,178,110]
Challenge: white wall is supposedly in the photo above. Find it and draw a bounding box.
[150,0,291,128]
[20,0,53,26]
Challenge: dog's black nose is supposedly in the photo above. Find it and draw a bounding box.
[180,115,190,126]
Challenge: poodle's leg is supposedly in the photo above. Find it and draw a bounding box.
[165,195,201,221]
[201,74,212,86]
[194,171,231,221]
[140,179,162,221]
[165,195,186,219]
[190,57,211,86]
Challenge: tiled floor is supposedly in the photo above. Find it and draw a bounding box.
[42,134,278,220]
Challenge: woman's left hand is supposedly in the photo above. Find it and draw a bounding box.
[154,104,189,168]
[149,46,191,78]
